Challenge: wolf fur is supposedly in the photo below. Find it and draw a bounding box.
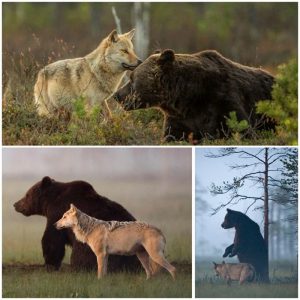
[213,261,255,285]
[55,204,176,280]
[34,29,141,116]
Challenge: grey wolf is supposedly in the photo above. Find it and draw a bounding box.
[55,204,176,280]
[34,29,141,116]
[213,261,255,285]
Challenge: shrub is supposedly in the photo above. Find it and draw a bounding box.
[257,59,298,145]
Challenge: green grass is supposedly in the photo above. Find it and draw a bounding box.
[3,264,191,297]
[195,282,297,298]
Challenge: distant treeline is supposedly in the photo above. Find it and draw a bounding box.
[3,2,297,69]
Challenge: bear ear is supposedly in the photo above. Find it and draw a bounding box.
[227,208,232,213]
[153,49,161,54]
[108,29,119,43]
[41,176,52,189]
[123,28,135,40]
[158,49,175,67]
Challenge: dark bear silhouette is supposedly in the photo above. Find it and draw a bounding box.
[114,49,274,142]
[222,208,269,282]
[14,176,140,272]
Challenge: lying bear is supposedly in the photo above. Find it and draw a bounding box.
[14,176,140,272]
[222,208,269,282]
[114,49,274,142]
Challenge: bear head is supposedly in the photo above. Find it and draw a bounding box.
[14,176,54,216]
[113,49,176,112]
[221,208,244,229]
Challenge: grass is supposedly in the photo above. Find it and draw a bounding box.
[195,259,298,298]
[3,264,191,297]
[3,94,289,145]
[3,178,192,297]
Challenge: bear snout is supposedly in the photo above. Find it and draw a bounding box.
[14,200,30,216]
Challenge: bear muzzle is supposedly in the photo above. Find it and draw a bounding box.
[13,200,31,216]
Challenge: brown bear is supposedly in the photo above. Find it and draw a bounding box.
[222,208,269,282]
[114,49,274,142]
[14,176,140,272]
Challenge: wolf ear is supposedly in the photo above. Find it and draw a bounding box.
[158,49,175,68]
[41,176,52,189]
[70,203,77,211]
[213,262,217,267]
[108,29,119,43]
[227,208,232,213]
[124,29,135,40]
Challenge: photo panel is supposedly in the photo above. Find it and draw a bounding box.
[3,147,192,298]
[195,147,298,298]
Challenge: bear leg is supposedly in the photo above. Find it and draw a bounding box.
[223,244,234,258]
[42,224,66,270]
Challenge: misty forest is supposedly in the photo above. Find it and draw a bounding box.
[196,147,298,298]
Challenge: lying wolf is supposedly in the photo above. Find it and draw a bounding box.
[213,261,255,285]
[55,204,176,280]
[34,29,141,116]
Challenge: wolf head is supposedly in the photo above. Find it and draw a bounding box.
[213,261,225,276]
[55,204,78,229]
[103,29,142,72]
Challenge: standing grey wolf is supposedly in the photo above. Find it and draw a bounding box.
[34,29,141,116]
[55,204,176,280]
[213,261,255,285]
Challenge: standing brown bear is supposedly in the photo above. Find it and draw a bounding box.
[14,176,140,272]
[222,208,269,282]
[114,49,274,142]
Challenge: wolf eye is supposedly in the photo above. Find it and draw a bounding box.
[121,49,128,54]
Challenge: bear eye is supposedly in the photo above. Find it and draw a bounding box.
[121,49,128,54]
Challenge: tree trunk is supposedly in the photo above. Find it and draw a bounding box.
[133,2,150,59]
[264,148,269,278]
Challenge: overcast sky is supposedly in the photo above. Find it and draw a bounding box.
[195,147,286,260]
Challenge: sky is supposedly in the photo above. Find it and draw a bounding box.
[195,147,286,261]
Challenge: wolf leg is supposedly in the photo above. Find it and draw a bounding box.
[136,250,151,279]
[96,253,105,279]
[145,249,176,280]
[104,98,113,119]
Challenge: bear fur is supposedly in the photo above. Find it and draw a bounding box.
[114,49,274,142]
[222,208,269,282]
[14,176,140,272]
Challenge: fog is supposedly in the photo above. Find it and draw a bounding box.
[195,147,297,262]
[3,147,191,182]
